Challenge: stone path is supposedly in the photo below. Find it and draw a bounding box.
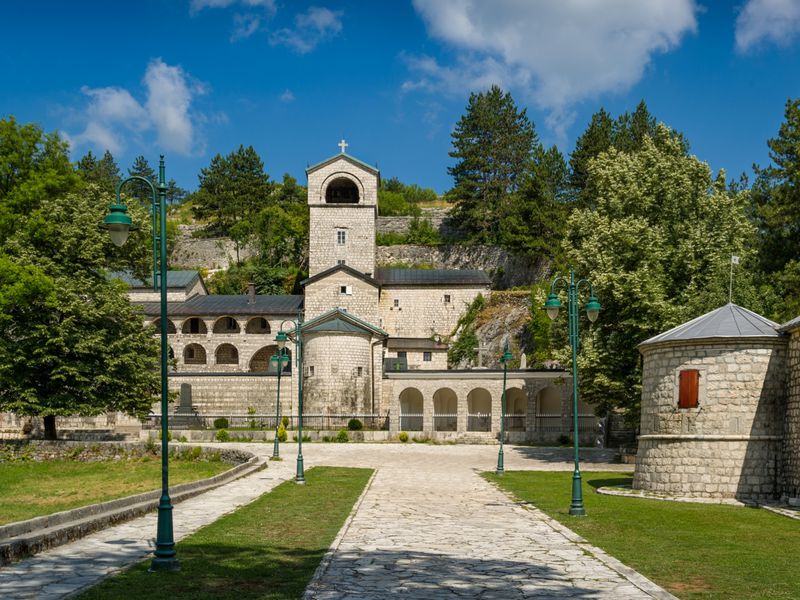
[0,444,674,599]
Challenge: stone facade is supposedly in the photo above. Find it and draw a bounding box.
[378,285,483,338]
[634,336,787,502]
[304,271,380,323]
[782,327,800,500]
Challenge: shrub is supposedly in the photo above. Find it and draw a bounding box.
[321,435,332,443]
[144,437,158,454]
[277,424,288,442]
[557,434,571,446]
[158,430,173,442]
[281,415,290,428]
[213,417,229,429]
[347,418,363,431]
[293,434,312,442]
[215,428,230,442]
[398,431,409,443]
[178,435,188,443]
[335,428,349,443]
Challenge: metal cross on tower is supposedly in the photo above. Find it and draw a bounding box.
[338,139,348,153]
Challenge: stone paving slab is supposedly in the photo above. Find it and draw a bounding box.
[0,444,671,600]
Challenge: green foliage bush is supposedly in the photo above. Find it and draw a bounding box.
[213,417,229,429]
[281,415,290,428]
[158,430,173,442]
[277,424,288,442]
[215,428,230,442]
[335,429,349,443]
[398,431,409,443]
[347,418,363,431]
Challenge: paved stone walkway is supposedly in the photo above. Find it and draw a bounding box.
[0,444,673,599]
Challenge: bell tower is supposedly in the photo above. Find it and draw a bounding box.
[306,142,379,277]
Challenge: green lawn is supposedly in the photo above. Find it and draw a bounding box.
[0,456,231,524]
[486,471,800,600]
[79,466,372,600]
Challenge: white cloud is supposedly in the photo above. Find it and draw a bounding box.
[231,13,261,41]
[280,89,295,102]
[735,0,800,52]
[72,58,206,156]
[190,0,275,16]
[269,6,343,54]
[409,0,698,136]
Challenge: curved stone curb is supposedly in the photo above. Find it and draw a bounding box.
[487,479,678,600]
[0,451,265,566]
[596,485,751,506]
[303,469,378,600]
[761,504,800,520]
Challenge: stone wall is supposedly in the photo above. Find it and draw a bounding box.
[376,245,549,289]
[633,339,787,501]
[782,328,800,500]
[0,412,142,440]
[309,205,376,276]
[376,208,465,241]
[170,224,256,271]
[302,332,377,414]
[304,272,380,324]
[379,284,487,338]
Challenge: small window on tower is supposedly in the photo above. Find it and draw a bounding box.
[393,299,399,308]
[423,352,432,362]
[678,369,700,408]
[444,294,451,304]
[336,230,347,245]
[357,366,363,377]
[308,366,315,377]
[340,285,352,296]
[337,259,346,266]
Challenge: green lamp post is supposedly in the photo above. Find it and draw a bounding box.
[271,331,290,459]
[496,340,513,475]
[544,270,601,517]
[102,156,179,571]
[278,317,305,484]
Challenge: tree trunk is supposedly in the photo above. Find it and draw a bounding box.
[43,415,58,440]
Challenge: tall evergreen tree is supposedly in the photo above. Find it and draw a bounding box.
[447,86,536,244]
[77,149,120,194]
[751,98,800,319]
[127,155,157,205]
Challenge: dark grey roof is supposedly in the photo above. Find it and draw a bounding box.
[639,303,782,348]
[375,268,490,286]
[111,270,202,291]
[301,264,379,288]
[140,295,304,317]
[306,152,379,176]
[387,337,448,351]
[779,315,800,333]
[301,308,387,337]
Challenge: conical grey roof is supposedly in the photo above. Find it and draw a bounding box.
[639,303,781,348]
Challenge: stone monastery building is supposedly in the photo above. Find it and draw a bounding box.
[128,147,588,442]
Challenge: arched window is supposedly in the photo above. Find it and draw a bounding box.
[181,318,207,335]
[183,343,207,365]
[245,317,271,334]
[399,388,423,431]
[505,388,527,431]
[215,344,239,365]
[213,316,240,334]
[325,177,359,203]
[467,388,492,432]
[249,345,292,373]
[152,318,177,334]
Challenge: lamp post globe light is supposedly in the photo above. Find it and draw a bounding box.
[496,340,513,476]
[278,317,305,484]
[101,156,179,571]
[544,270,601,517]
[271,331,290,459]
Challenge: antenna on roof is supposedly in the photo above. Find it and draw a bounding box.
[729,255,740,304]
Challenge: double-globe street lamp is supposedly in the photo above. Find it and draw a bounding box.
[270,335,289,460]
[495,340,513,476]
[269,319,306,484]
[102,156,178,571]
[544,270,601,517]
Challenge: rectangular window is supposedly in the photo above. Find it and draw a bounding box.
[307,366,315,377]
[393,299,399,308]
[678,369,700,408]
[336,229,347,245]
[339,285,352,296]
[357,366,363,377]
[423,351,432,362]
[337,259,346,266]
[444,294,451,304]
[397,351,407,359]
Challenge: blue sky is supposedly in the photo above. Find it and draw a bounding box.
[2,0,800,193]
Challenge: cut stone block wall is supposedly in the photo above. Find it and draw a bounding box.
[379,285,487,338]
[304,273,380,324]
[782,328,800,499]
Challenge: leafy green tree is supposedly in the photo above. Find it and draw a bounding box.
[77,150,121,194]
[448,86,536,243]
[563,128,761,423]
[165,178,188,205]
[192,145,273,263]
[750,98,800,320]
[0,119,159,439]
[127,155,157,206]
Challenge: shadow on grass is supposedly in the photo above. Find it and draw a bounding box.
[510,446,622,465]
[586,475,633,490]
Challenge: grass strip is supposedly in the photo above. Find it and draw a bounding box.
[486,471,800,600]
[0,457,231,525]
[79,466,372,600]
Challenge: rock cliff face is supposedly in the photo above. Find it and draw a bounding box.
[376,208,465,240]
[170,225,255,271]
[376,245,549,289]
